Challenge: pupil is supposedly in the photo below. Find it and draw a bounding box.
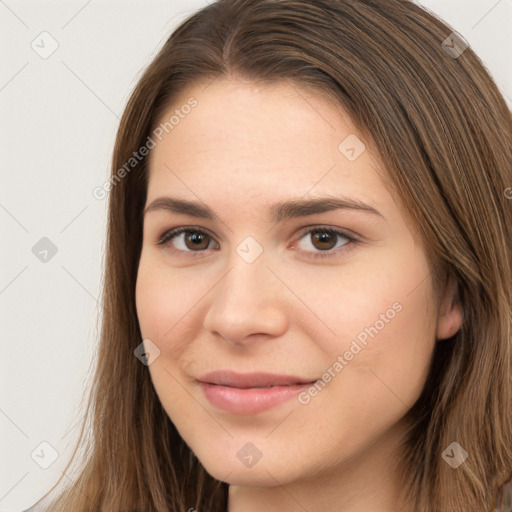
[314,231,335,250]
[187,232,208,250]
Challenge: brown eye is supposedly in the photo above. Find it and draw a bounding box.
[158,227,219,253]
[295,227,356,260]
[310,230,338,251]
[183,231,210,250]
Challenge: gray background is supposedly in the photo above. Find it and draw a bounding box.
[1,1,510,510]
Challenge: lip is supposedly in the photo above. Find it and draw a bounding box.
[197,370,316,415]
[197,370,316,388]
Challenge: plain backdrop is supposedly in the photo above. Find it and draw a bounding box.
[1,1,511,510]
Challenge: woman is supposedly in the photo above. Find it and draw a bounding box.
[35,0,512,510]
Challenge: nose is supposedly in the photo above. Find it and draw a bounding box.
[202,254,289,347]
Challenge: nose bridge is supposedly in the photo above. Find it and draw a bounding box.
[219,246,274,311]
[222,233,273,298]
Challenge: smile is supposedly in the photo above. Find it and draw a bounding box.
[199,382,312,415]
[196,371,316,415]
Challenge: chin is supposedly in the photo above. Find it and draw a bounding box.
[192,440,309,488]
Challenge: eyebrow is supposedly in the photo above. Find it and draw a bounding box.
[143,196,385,223]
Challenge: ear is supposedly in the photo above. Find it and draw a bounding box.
[436,274,463,341]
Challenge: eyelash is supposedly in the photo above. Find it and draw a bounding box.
[157,225,358,261]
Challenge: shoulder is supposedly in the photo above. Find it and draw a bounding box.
[22,494,53,512]
[495,479,512,511]
[23,505,44,512]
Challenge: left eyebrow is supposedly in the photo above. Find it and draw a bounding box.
[270,196,385,222]
[143,196,385,223]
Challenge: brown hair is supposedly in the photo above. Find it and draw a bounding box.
[40,0,512,510]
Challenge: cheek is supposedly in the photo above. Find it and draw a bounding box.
[135,261,197,416]
[135,256,203,347]
[135,267,166,341]
[283,244,435,352]
[290,244,437,408]
[320,280,436,426]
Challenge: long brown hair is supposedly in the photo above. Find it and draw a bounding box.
[40,0,512,510]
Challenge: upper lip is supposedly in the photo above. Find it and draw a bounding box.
[197,370,316,389]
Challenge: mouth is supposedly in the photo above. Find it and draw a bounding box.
[196,370,317,415]
[197,370,317,388]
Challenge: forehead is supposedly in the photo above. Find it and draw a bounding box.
[146,78,393,219]
[151,78,355,160]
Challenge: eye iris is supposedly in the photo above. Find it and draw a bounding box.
[185,231,209,250]
[312,231,336,250]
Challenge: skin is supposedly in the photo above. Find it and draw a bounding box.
[135,77,463,512]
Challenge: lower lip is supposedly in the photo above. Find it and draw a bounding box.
[199,382,312,415]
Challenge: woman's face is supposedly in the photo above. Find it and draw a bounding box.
[135,78,459,493]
